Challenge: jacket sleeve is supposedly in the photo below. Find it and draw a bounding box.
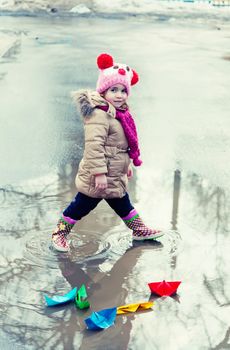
[83,110,109,175]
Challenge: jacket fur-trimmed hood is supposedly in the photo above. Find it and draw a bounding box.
[71,89,128,118]
[71,89,108,117]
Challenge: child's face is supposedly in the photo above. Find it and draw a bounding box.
[103,84,128,108]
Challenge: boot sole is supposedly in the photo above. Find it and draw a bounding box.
[52,240,70,252]
[132,232,164,241]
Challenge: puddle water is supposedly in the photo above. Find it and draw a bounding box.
[0,14,230,350]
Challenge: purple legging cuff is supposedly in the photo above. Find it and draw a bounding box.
[121,208,138,221]
[62,214,77,225]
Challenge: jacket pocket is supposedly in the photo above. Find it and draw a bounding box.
[107,159,124,177]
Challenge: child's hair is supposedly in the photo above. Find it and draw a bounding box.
[96,53,139,96]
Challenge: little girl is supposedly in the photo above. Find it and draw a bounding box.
[52,53,163,252]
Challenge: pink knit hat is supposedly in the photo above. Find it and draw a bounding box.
[96,53,139,95]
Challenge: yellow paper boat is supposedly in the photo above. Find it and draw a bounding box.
[117,301,154,315]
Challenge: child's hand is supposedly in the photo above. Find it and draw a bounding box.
[127,164,133,179]
[95,174,108,190]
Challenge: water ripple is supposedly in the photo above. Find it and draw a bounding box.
[69,229,111,263]
[24,230,70,269]
[23,227,181,269]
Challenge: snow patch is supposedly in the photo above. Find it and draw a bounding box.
[69,4,91,14]
[0,33,20,58]
[0,0,230,16]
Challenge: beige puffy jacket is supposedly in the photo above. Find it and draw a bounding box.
[72,90,131,198]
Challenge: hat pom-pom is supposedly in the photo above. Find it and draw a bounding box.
[97,53,114,69]
[131,69,139,86]
[133,158,142,167]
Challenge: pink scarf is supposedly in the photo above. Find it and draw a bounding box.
[97,105,142,167]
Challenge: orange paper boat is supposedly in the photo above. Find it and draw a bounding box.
[117,301,153,315]
[148,280,181,296]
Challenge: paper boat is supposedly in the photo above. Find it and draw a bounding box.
[148,280,181,297]
[75,284,90,310]
[117,301,153,314]
[44,287,77,306]
[84,307,117,330]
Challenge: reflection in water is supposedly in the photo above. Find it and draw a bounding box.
[212,328,230,350]
[0,181,70,239]
[204,276,230,307]
[2,165,230,348]
[185,172,230,235]
[171,169,181,231]
[0,167,172,349]
[179,171,230,349]
[168,169,181,270]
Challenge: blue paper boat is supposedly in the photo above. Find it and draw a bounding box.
[84,307,117,330]
[44,287,77,307]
